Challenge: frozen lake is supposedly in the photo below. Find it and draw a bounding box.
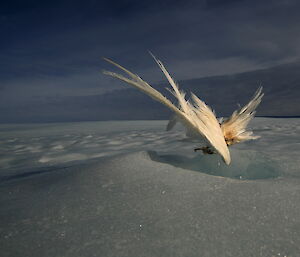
[0,118,300,256]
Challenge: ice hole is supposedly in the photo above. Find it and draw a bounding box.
[148,148,282,180]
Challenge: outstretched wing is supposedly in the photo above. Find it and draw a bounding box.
[103,55,231,164]
[221,87,264,145]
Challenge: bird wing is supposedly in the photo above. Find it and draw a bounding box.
[103,55,231,164]
[221,87,264,144]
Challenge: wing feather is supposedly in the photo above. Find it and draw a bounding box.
[103,56,231,164]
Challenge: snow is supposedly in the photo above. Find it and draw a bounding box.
[0,118,300,257]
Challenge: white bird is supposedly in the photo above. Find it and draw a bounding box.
[103,54,264,165]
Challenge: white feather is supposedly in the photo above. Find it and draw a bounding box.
[103,55,231,164]
[221,87,264,144]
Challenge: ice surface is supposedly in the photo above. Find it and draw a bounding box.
[0,118,300,257]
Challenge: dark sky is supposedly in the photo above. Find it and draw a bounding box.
[0,0,300,119]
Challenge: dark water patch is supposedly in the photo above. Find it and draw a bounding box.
[148,149,282,180]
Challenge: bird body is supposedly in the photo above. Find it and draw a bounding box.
[103,55,264,165]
